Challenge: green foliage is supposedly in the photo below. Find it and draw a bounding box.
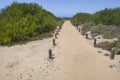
[57,18,64,26]
[93,8,120,26]
[71,8,120,26]
[0,2,58,45]
[82,22,95,33]
[83,24,120,39]
[71,7,120,39]
[71,13,92,26]
[71,7,120,52]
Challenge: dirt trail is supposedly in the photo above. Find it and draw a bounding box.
[0,20,119,80]
[56,20,120,80]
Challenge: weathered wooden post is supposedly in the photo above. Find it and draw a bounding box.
[55,33,57,39]
[86,33,88,39]
[53,39,56,46]
[48,49,54,59]
[110,48,115,60]
[79,28,80,32]
[94,39,97,47]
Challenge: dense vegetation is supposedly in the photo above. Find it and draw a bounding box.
[71,8,120,52]
[83,23,120,39]
[93,8,120,26]
[0,2,58,45]
[71,8,120,26]
[71,13,92,26]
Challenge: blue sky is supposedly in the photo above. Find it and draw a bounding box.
[0,0,120,17]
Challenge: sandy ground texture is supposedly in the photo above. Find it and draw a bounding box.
[0,38,63,80]
[55,20,120,80]
[0,20,120,80]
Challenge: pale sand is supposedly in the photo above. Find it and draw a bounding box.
[0,38,63,80]
[55,20,120,80]
[0,20,120,80]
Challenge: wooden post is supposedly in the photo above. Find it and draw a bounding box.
[55,33,57,39]
[48,49,54,59]
[110,48,115,60]
[86,33,88,39]
[53,39,56,46]
[94,39,97,47]
[79,28,80,32]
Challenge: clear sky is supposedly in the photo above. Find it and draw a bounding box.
[0,0,120,17]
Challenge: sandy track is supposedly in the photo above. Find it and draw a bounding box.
[0,20,119,80]
[55,20,120,80]
[0,38,63,80]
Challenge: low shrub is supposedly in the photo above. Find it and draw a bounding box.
[96,40,120,54]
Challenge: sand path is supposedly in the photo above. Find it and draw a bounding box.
[0,20,119,80]
[55,20,120,80]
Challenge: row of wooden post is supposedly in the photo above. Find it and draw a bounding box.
[76,27,84,35]
[93,38,115,60]
[76,26,116,60]
[48,26,62,60]
[93,38,116,60]
[94,39,116,60]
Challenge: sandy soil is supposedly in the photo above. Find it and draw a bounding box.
[55,20,120,80]
[0,20,120,80]
[0,38,63,80]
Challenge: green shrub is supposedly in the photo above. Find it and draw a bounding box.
[93,8,120,26]
[90,25,120,39]
[71,13,92,26]
[71,7,120,52]
[82,23,120,39]
[0,2,58,45]
[82,22,95,33]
